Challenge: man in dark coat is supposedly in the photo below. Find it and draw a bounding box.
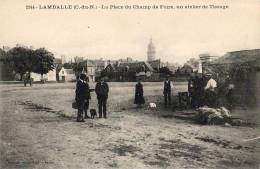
[75,74,91,122]
[134,79,145,107]
[191,74,203,108]
[225,76,235,111]
[188,75,195,107]
[163,77,172,107]
[197,75,206,107]
[23,72,32,87]
[83,83,92,119]
[95,78,109,118]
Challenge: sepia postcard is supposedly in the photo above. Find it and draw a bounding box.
[0,0,260,168]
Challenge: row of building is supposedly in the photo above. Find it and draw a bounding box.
[30,58,176,82]
[1,39,186,82]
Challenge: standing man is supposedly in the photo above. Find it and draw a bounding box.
[194,74,205,108]
[95,77,109,118]
[163,76,172,107]
[188,74,195,107]
[23,72,32,87]
[28,73,32,87]
[75,74,91,122]
[199,74,208,107]
[83,78,91,119]
[225,76,235,111]
[204,74,218,108]
[23,73,28,87]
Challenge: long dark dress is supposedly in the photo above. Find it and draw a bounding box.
[134,82,145,105]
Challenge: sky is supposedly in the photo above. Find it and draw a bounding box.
[0,0,260,64]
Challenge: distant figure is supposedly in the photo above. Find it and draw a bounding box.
[95,78,109,118]
[83,79,91,119]
[75,74,91,122]
[23,73,32,87]
[194,74,204,108]
[163,76,172,107]
[188,75,195,107]
[204,74,217,108]
[23,74,27,87]
[134,79,145,107]
[226,84,234,111]
[225,76,235,111]
[199,74,208,107]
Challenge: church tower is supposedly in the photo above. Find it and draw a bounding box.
[147,37,156,61]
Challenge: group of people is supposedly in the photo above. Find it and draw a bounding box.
[188,73,219,108]
[75,74,109,122]
[76,75,172,122]
[134,76,172,108]
[75,73,228,122]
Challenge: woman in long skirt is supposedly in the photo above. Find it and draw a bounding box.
[134,79,145,107]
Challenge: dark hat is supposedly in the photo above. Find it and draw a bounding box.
[79,73,87,80]
[205,73,212,77]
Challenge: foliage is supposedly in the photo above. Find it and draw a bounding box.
[0,48,6,60]
[210,62,254,84]
[0,49,16,80]
[159,67,172,75]
[208,62,256,98]
[229,63,254,81]
[7,47,37,78]
[100,69,106,78]
[63,62,74,69]
[3,47,55,80]
[73,62,84,79]
[33,48,55,76]
[185,58,199,69]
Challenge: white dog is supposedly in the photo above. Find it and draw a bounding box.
[149,102,157,108]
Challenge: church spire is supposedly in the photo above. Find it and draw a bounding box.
[147,37,156,61]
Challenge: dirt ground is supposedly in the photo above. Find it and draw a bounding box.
[0,82,260,169]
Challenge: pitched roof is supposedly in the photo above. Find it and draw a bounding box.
[89,59,105,67]
[183,63,195,69]
[104,63,117,72]
[80,60,95,67]
[81,59,105,67]
[118,61,154,72]
[148,59,160,65]
[211,49,260,65]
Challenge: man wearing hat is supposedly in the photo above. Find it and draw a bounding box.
[188,73,198,108]
[163,76,172,107]
[95,77,109,118]
[75,73,91,122]
[204,73,217,107]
